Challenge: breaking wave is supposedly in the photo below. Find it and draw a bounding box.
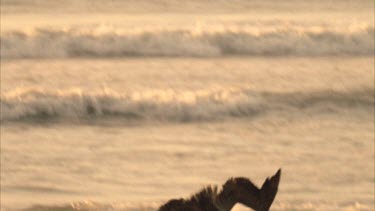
[1,26,374,58]
[1,87,373,123]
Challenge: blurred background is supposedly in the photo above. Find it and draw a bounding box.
[1,0,374,210]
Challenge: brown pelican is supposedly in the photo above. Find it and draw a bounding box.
[159,169,281,211]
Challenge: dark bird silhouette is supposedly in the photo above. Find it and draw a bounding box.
[159,169,281,211]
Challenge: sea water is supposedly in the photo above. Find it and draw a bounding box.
[1,0,374,210]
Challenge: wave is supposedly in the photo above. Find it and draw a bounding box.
[1,87,373,123]
[1,26,374,58]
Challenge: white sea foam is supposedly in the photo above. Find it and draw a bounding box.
[1,87,372,122]
[1,25,373,58]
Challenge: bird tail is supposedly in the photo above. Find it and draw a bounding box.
[259,169,281,211]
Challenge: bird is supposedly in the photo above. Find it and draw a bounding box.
[159,168,281,211]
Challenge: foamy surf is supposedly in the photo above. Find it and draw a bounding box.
[1,87,372,123]
[1,25,373,59]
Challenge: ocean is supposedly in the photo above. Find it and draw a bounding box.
[1,0,374,210]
